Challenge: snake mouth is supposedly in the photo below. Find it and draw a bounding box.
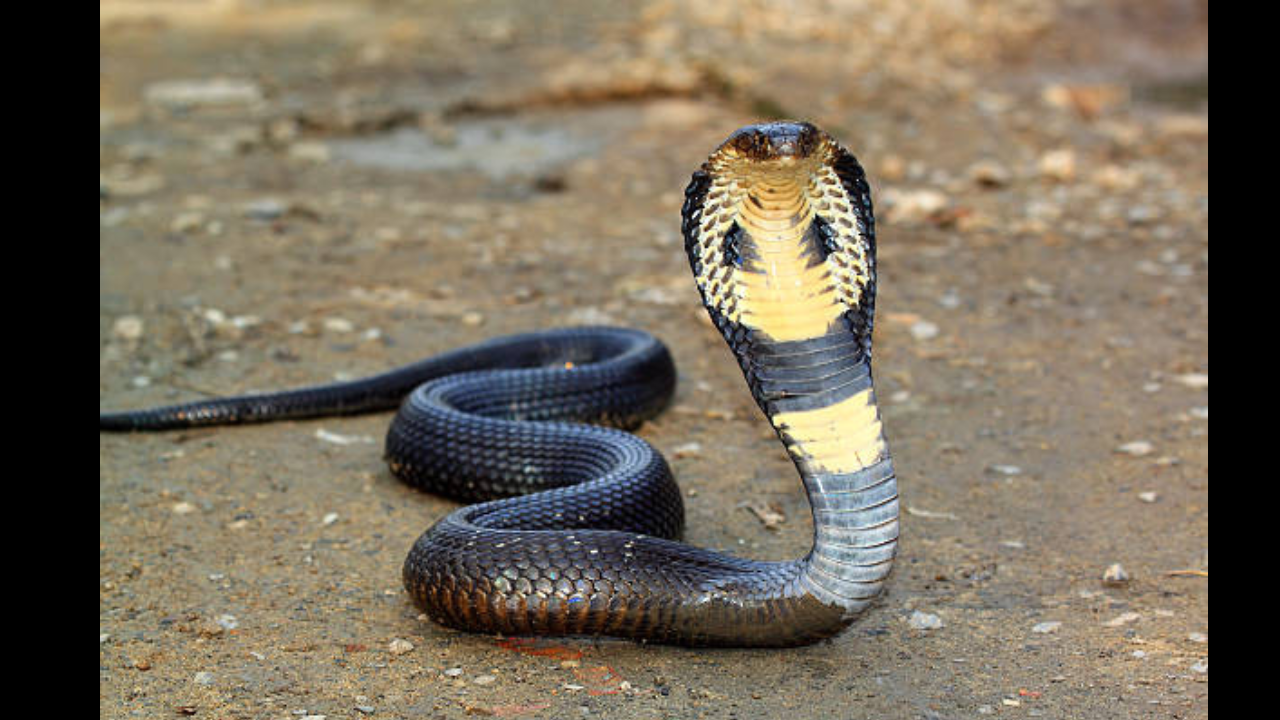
[720,121,824,162]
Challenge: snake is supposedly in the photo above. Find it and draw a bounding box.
[100,121,897,648]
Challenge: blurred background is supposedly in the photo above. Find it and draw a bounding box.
[101,0,1206,196]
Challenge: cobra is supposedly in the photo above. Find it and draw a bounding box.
[100,121,897,647]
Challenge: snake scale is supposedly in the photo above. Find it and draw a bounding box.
[100,122,898,647]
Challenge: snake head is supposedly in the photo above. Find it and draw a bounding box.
[684,121,879,363]
[721,121,824,162]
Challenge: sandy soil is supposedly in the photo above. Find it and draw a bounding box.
[100,2,1207,718]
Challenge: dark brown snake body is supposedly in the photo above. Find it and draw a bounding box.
[100,122,897,647]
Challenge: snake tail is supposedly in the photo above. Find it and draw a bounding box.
[98,328,668,432]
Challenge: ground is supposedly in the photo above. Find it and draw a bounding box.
[99,2,1208,718]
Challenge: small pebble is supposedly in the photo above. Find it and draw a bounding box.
[472,674,497,686]
[243,198,288,220]
[315,428,376,446]
[229,315,262,330]
[443,667,464,677]
[1102,563,1130,586]
[672,442,702,458]
[1115,441,1153,457]
[1031,621,1061,634]
[171,212,206,234]
[907,611,943,630]
[1172,373,1208,389]
[909,320,939,341]
[987,464,1022,476]
[113,315,145,341]
[1187,632,1207,643]
[215,614,239,630]
[388,638,414,655]
[967,159,1011,187]
[194,671,214,686]
[322,512,339,526]
[1038,149,1077,181]
[881,188,950,223]
[1137,491,1158,503]
[1090,164,1140,191]
[1190,660,1208,674]
[323,317,355,333]
[172,501,197,515]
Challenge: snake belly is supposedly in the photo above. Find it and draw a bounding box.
[99,121,897,647]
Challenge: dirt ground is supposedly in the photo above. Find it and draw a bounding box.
[99,2,1208,718]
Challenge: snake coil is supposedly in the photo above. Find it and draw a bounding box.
[100,122,897,647]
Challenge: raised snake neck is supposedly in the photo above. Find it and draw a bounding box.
[99,121,897,647]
